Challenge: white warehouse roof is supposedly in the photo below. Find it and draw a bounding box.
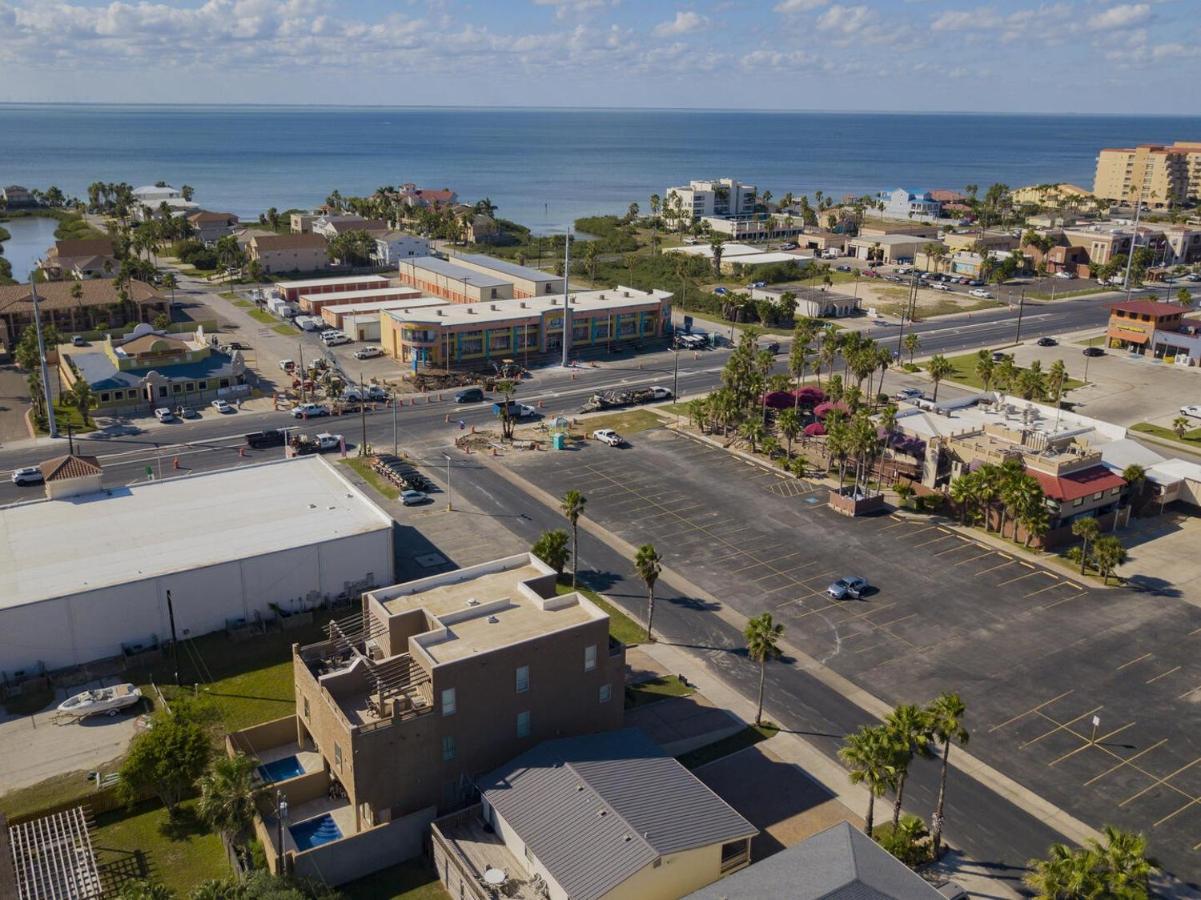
[0,456,392,612]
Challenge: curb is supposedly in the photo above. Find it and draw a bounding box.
[478,454,1105,850]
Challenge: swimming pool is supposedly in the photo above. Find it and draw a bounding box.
[289,813,342,851]
[257,755,304,783]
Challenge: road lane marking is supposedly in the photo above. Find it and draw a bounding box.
[1146,666,1182,685]
[1119,757,1201,808]
[1084,739,1169,786]
[997,570,1042,587]
[1116,653,1152,671]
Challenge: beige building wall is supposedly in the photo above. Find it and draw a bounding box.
[256,247,331,274]
[1094,145,1191,205]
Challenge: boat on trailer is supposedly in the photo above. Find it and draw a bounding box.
[57,683,143,718]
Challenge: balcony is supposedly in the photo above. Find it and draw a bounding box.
[432,806,548,900]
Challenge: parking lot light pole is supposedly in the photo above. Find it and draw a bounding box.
[672,348,680,425]
[442,452,453,511]
[1013,290,1026,343]
[276,791,288,875]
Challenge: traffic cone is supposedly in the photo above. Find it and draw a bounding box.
[445,413,451,423]
[172,457,181,470]
[238,447,247,458]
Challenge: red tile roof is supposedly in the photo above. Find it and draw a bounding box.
[39,454,102,482]
[1110,300,1185,317]
[1029,465,1125,502]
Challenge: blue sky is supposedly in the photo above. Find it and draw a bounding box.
[0,0,1198,113]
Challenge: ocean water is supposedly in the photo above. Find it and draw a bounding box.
[1,104,1199,232]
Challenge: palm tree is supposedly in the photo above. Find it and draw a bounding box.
[744,613,784,727]
[1047,359,1068,409]
[975,351,996,393]
[70,379,96,428]
[561,490,587,588]
[709,234,726,279]
[1022,504,1050,549]
[634,544,662,642]
[838,724,897,838]
[926,692,969,856]
[1092,535,1127,585]
[949,474,975,525]
[1088,825,1158,896]
[1172,415,1191,439]
[1071,517,1101,575]
[1122,463,1147,513]
[196,753,261,851]
[777,408,801,458]
[903,332,920,364]
[884,704,934,828]
[925,354,953,401]
[996,458,1031,538]
[1025,842,1102,898]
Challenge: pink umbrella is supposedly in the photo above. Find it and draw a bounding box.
[803,422,827,437]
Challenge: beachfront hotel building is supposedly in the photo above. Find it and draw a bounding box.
[445,252,565,298]
[396,256,514,304]
[663,178,757,224]
[227,553,627,884]
[1093,142,1201,206]
[379,286,672,369]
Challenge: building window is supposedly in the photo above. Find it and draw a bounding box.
[720,839,749,873]
[1073,498,1084,507]
[517,710,531,738]
[584,645,597,672]
[515,665,529,694]
[442,687,456,716]
[198,381,207,390]
[442,735,456,761]
[490,289,498,299]
[303,697,310,720]
[599,684,611,703]
[100,392,110,402]
[334,743,343,771]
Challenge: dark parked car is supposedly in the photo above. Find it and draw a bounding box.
[1083,346,1105,357]
[455,387,486,403]
[245,429,287,449]
[1036,337,1058,347]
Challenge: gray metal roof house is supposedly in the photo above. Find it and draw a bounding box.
[685,821,946,900]
[431,728,758,900]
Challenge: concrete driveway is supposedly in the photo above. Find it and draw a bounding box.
[0,365,32,445]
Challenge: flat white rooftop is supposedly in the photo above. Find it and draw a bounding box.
[0,456,392,611]
[277,275,390,291]
[665,242,761,259]
[321,297,445,316]
[301,287,424,305]
[386,286,670,328]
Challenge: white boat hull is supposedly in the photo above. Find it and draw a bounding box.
[57,684,143,718]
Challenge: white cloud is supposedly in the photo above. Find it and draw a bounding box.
[532,0,609,19]
[1086,3,1150,31]
[653,10,707,37]
[773,0,829,13]
[816,4,869,33]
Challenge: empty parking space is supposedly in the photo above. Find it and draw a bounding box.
[504,429,1201,877]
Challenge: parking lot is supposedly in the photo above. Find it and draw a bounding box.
[508,427,1201,883]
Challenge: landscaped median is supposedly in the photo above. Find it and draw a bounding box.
[1132,421,1201,448]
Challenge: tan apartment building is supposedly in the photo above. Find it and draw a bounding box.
[447,252,565,298]
[397,256,514,304]
[1093,142,1201,206]
[248,234,331,275]
[228,554,627,885]
[432,728,757,900]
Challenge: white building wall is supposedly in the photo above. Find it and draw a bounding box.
[0,528,393,674]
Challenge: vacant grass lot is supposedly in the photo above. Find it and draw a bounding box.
[942,351,1085,392]
[579,408,663,436]
[248,308,276,325]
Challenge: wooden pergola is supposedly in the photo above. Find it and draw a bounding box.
[7,806,103,899]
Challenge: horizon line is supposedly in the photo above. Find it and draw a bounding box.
[0,101,1196,118]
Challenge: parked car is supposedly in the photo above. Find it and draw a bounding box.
[958,277,970,285]
[835,264,852,272]
[827,577,869,600]
[211,399,234,414]
[1083,346,1105,357]
[401,489,431,506]
[292,402,329,418]
[1053,271,1076,279]
[315,433,342,452]
[279,359,295,372]
[779,242,798,250]
[713,287,728,296]
[1180,405,1201,420]
[1036,337,1058,347]
[895,387,924,401]
[592,428,624,447]
[10,466,43,486]
[968,279,984,287]
[969,288,993,299]
[342,388,363,402]
[1185,273,1200,283]
[455,387,485,403]
[930,282,951,292]
[322,331,351,346]
[176,405,199,419]
[366,385,389,401]
[71,335,86,347]
[991,350,1009,362]
[154,407,175,423]
[354,346,385,360]
[647,386,674,400]
[245,429,287,449]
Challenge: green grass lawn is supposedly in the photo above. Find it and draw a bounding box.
[1075,335,1108,347]
[271,323,295,336]
[625,675,695,709]
[248,308,276,325]
[676,723,779,770]
[941,351,1085,392]
[555,582,644,647]
[874,295,1003,321]
[93,799,227,896]
[0,769,120,820]
[580,408,663,436]
[1028,286,1109,301]
[341,859,450,900]
[340,455,401,500]
[1132,422,1201,446]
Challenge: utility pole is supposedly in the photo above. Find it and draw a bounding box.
[359,372,368,457]
[1122,189,1144,301]
[1014,290,1026,344]
[297,341,306,403]
[561,227,572,368]
[166,589,180,685]
[392,389,398,457]
[30,279,58,438]
[442,452,453,511]
[672,347,680,425]
[895,271,918,359]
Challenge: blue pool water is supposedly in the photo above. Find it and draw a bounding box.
[257,756,304,783]
[289,813,342,851]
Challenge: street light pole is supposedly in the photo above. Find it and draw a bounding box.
[30,279,58,438]
[166,589,180,685]
[276,791,288,875]
[672,348,680,425]
[1014,290,1026,344]
[442,452,453,511]
[392,389,398,456]
[561,227,572,368]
